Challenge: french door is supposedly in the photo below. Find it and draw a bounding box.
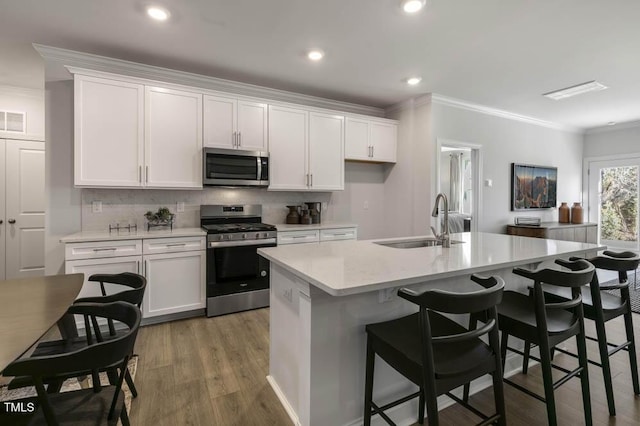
[587,157,640,250]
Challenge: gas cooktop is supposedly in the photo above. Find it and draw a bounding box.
[202,223,277,234]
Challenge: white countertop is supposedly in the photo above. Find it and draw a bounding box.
[60,227,206,243]
[275,223,358,232]
[257,232,605,296]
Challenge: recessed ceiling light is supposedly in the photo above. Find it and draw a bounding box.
[401,0,426,14]
[543,80,607,100]
[147,6,170,21]
[406,77,422,85]
[307,50,324,61]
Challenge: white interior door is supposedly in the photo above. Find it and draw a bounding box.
[5,140,45,278]
[0,140,5,280]
[587,157,640,250]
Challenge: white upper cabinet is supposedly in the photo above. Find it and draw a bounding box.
[345,117,397,163]
[268,106,344,191]
[74,75,144,187]
[145,86,202,188]
[73,72,204,189]
[268,105,308,190]
[308,112,344,190]
[203,95,268,151]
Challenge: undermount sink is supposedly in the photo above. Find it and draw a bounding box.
[375,238,464,249]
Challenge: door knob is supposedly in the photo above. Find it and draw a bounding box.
[8,219,16,224]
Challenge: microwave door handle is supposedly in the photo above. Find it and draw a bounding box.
[256,156,262,181]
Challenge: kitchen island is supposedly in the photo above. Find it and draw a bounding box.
[257,232,604,426]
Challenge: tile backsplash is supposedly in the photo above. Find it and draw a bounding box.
[81,188,336,231]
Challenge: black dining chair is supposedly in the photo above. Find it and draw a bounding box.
[495,258,595,426]
[7,272,146,397]
[0,301,141,426]
[364,274,506,426]
[524,250,640,416]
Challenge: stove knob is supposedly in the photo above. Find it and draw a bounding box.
[263,232,269,238]
[255,233,261,239]
[218,235,223,241]
[242,233,247,239]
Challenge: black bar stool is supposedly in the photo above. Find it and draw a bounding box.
[526,250,640,416]
[494,258,594,426]
[364,274,506,426]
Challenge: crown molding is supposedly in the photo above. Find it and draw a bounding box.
[385,94,432,115]
[33,44,385,117]
[431,94,582,134]
[585,119,640,135]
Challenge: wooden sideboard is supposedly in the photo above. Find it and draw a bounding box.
[506,222,598,244]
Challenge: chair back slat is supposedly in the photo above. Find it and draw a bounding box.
[398,275,505,314]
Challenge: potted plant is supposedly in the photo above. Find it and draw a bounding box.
[144,207,175,230]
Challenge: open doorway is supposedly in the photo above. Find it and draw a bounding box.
[435,138,482,232]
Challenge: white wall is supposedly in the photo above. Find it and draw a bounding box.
[44,80,82,275]
[584,124,640,158]
[0,43,44,141]
[431,102,584,233]
[384,97,432,238]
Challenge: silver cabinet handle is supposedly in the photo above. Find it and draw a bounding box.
[292,235,309,239]
[372,146,374,158]
[139,166,142,183]
[305,174,309,186]
[166,243,187,247]
[144,260,149,276]
[238,131,241,147]
[233,131,237,148]
[137,260,141,274]
[8,219,16,224]
[145,166,149,182]
[93,247,117,252]
[310,174,313,187]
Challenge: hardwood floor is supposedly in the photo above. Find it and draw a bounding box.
[130,309,640,425]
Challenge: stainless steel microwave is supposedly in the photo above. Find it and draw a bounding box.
[203,148,269,187]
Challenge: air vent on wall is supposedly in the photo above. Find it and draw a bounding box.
[0,111,26,133]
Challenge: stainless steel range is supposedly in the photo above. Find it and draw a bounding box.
[201,205,276,317]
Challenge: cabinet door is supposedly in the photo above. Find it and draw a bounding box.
[308,112,344,191]
[345,117,369,160]
[370,121,397,163]
[203,95,236,149]
[5,140,45,279]
[145,86,203,188]
[74,75,144,187]
[65,255,142,301]
[142,250,205,317]
[237,100,268,151]
[268,105,308,190]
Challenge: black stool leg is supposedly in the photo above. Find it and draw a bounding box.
[500,331,509,372]
[623,297,640,395]
[594,312,616,416]
[539,340,558,426]
[125,369,138,398]
[364,338,375,426]
[418,387,425,424]
[462,314,478,402]
[522,341,531,374]
[576,325,593,426]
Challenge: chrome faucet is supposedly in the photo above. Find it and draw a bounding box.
[431,193,450,248]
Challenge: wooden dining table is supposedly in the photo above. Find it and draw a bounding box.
[0,274,84,373]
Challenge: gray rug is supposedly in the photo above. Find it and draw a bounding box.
[0,356,137,425]
[602,269,640,314]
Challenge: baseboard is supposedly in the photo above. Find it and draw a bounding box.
[266,375,299,426]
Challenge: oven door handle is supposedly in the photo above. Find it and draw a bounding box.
[208,238,277,248]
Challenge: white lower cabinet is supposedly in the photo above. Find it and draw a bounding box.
[64,236,205,323]
[141,250,205,318]
[278,227,357,245]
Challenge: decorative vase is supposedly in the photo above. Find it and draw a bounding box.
[300,208,312,224]
[571,202,583,224]
[558,202,570,223]
[286,205,300,224]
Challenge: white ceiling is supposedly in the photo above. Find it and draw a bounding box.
[1,0,639,130]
